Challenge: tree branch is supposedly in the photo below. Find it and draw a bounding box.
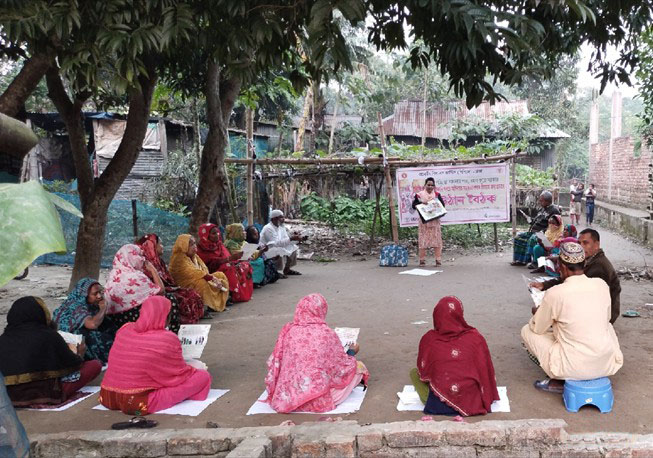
[0,51,54,117]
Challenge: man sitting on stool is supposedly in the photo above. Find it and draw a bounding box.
[260,209,307,278]
[521,242,623,394]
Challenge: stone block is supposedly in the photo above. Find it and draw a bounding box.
[325,434,356,458]
[507,419,567,447]
[382,421,446,448]
[168,437,204,455]
[443,421,508,447]
[292,438,325,458]
[477,449,539,458]
[361,445,475,458]
[226,436,270,458]
[357,428,383,453]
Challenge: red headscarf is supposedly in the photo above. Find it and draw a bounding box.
[417,296,499,416]
[101,296,198,393]
[197,223,230,261]
[264,294,361,413]
[136,234,174,285]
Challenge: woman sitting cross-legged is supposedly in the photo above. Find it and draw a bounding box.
[265,293,369,413]
[99,296,211,415]
[1,297,102,407]
[169,234,230,312]
[104,244,181,333]
[197,223,253,302]
[137,233,207,323]
[410,296,500,416]
[53,278,117,363]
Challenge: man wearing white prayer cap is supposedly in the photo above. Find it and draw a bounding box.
[259,209,307,278]
[521,242,623,394]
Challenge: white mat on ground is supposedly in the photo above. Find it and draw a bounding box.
[93,389,229,416]
[399,269,443,276]
[396,385,510,413]
[26,386,100,411]
[246,386,367,415]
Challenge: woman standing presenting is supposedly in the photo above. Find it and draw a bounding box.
[412,177,446,266]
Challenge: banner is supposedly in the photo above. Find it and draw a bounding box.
[395,164,510,226]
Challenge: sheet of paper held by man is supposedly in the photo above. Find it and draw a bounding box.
[522,275,546,308]
[178,324,211,360]
[239,242,259,261]
[334,327,359,349]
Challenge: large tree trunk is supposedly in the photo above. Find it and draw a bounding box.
[47,66,157,288]
[189,61,241,233]
[0,52,53,117]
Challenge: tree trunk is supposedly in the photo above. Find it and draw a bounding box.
[189,61,241,233]
[295,85,312,152]
[0,52,54,117]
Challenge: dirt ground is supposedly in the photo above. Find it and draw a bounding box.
[2,224,652,436]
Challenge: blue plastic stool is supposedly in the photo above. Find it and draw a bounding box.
[563,378,613,413]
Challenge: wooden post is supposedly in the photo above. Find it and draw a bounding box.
[328,85,340,155]
[511,157,517,237]
[131,199,138,240]
[369,175,383,251]
[246,107,255,226]
[377,112,399,243]
[493,223,498,252]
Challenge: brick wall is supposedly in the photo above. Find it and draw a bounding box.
[589,137,651,210]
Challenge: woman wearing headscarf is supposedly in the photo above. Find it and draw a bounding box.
[99,296,211,415]
[412,177,446,266]
[53,278,117,363]
[169,234,230,312]
[1,297,102,407]
[529,215,564,271]
[246,225,277,286]
[197,223,252,302]
[411,296,499,416]
[265,293,369,413]
[137,234,206,323]
[104,244,181,333]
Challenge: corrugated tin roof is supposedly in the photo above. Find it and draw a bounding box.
[381,100,567,139]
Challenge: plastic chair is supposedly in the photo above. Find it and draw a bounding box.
[563,378,613,413]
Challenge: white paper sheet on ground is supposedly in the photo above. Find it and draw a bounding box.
[93,389,229,416]
[246,386,367,415]
[334,327,359,348]
[396,385,510,413]
[399,269,443,276]
[26,386,100,411]
[178,324,211,360]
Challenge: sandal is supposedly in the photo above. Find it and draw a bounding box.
[533,378,564,394]
[510,261,526,267]
[435,260,442,267]
[419,261,426,267]
[285,269,302,276]
[111,417,158,430]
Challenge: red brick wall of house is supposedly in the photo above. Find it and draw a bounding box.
[589,137,651,210]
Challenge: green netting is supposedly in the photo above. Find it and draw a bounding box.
[35,194,189,268]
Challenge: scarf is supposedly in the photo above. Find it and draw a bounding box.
[544,215,564,244]
[565,224,578,239]
[0,297,81,385]
[417,189,440,204]
[169,234,211,282]
[265,294,359,413]
[136,234,175,285]
[101,296,196,393]
[53,277,100,333]
[224,223,245,253]
[105,244,161,315]
[417,296,499,416]
[197,223,231,262]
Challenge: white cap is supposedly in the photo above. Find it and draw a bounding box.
[270,209,284,219]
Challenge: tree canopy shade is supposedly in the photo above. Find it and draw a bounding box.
[367,0,653,107]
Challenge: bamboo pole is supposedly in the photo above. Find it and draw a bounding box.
[328,86,340,155]
[511,157,517,237]
[246,107,255,226]
[377,112,399,243]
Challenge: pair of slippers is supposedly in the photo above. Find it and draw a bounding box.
[533,378,565,394]
[111,417,158,430]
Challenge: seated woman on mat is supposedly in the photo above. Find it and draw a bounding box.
[137,233,208,322]
[104,244,181,333]
[169,234,230,312]
[245,225,277,287]
[532,223,579,276]
[1,297,102,407]
[53,278,117,363]
[529,215,563,273]
[410,296,499,417]
[99,296,211,415]
[265,293,369,413]
[197,223,253,302]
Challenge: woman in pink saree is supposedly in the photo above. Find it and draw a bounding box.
[265,293,369,413]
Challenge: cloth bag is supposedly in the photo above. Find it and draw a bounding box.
[379,244,409,267]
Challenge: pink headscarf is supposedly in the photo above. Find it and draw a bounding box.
[101,296,198,393]
[105,244,161,314]
[265,294,359,413]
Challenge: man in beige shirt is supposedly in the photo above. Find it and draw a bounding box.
[521,242,623,393]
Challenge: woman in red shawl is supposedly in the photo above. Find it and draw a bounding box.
[137,234,206,323]
[265,293,369,413]
[196,223,250,302]
[99,296,211,415]
[411,296,499,416]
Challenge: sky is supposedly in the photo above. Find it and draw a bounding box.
[576,44,640,99]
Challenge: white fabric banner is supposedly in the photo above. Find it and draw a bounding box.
[395,163,510,227]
